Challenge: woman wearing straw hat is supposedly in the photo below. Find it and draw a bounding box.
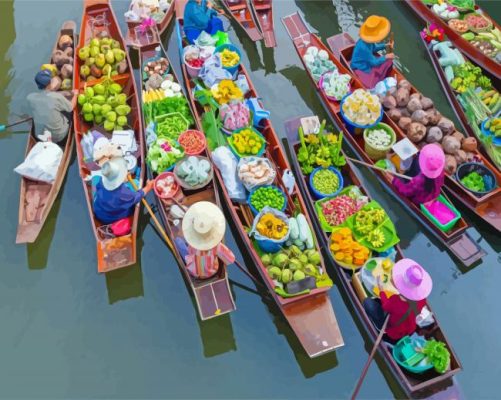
[93,157,154,225]
[363,258,432,342]
[392,144,446,206]
[181,201,235,279]
[351,15,394,89]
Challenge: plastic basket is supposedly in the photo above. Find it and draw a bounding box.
[393,336,434,374]
[363,123,397,161]
[318,72,351,102]
[420,194,461,232]
[464,12,493,33]
[481,118,501,146]
[455,162,497,196]
[248,185,287,215]
[178,129,207,156]
[215,43,241,76]
[250,207,290,253]
[309,167,344,199]
[227,127,266,159]
[183,45,203,78]
[340,95,383,134]
[173,155,214,190]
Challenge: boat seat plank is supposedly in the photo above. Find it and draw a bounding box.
[195,278,235,320]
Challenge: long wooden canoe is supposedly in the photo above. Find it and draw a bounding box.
[125,0,175,42]
[249,0,276,47]
[74,0,145,273]
[420,34,501,171]
[220,0,263,42]
[281,13,485,266]
[327,32,501,234]
[175,6,344,358]
[403,0,500,80]
[135,37,236,320]
[16,21,77,244]
[283,116,462,398]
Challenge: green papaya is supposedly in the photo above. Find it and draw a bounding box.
[103,120,115,132]
[83,113,94,122]
[93,83,105,95]
[106,111,117,122]
[115,105,131,116]
[92,95,106,105]
[82,102,93,114]
[117,115,127,127]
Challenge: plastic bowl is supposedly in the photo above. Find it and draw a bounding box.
[154,171,179,199]
[173,155,214,191]
[340,95,383,134]
[227,127,266,159]
[178,129,207,156]
[248,185,287,215]
[318,72,351,102]
[481,118,501,147]
[392,336,434,374]
[309,167,344,199]
[455,162,498,197]
[215,43,241,76]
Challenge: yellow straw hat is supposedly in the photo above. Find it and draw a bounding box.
[360,16,391,43]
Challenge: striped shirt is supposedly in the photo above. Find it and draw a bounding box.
[185,243,235,279]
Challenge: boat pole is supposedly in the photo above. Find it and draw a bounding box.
[350,315,390,400]
[0,117,33,132]
[346,157,412,180]
[233,259,267,290]
[128,177,175,252]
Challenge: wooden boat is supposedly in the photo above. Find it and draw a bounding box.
[74,0,145,273]
[283,116,462,398]
[403,0,500,80]
[175,7,344,358]
[137,39,236,320]
[16,21,77,244]
[420,34,501,171]
[249,0,276,47]
[281,13,485,266]
[125,0,175,47]
[220,0,263,42]
[326,31,501,234]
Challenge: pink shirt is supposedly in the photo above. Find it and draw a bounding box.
[185,243,235,279]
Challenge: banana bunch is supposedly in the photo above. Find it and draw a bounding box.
[478,89,501,115]
[142,89,165,104]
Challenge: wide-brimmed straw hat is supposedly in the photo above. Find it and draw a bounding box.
[419,143,445,179]
[182,201,226,251]
[360,16,391,43]
[93,137,123,166]
[101,157,128,191]
[392,258,432,301]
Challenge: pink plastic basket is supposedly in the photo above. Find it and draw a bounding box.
[318,72,351,102]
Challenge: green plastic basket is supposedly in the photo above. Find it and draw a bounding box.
[420,194,461,232]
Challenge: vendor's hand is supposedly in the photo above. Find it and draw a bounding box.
[217,8,225,14]
[386,53,395,60]
[144,180,155,193]
[207,1,214,8]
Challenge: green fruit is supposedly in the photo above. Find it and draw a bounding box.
[261,254,272,265]
[82,102,93,114]
[100,37,112,46]
[113,48,125,62]
[267,267,282,280]
[106,111,117,122]
[103,120,115,132]
[108,95,118,108]
[109,83,122,95]
[93,83,105,95]
[281,269,293,284]
[105,50,115,64]
[298,254,308,265]
[90,38,100,48]
[111,39,120,49]
[78,46,90,61]
[111,71,118,77]
[116,93,127,105]
[102,64,112,76]
[100,44,111,54]
[115,104,131,116]
[101,104,112,115]
[77,94,87,106]
[95,54,106,68]
[307,251,321,265]
[89,46,100,58]
[92,103,102,115]
[83,113,94,122]
[84,87,94,98]
[92,95,106,105]
[293,270,306,281]
[80,65,90,78]
[117,116,127,127]
[94,115,104,125]
[272,253,289,268]
[288,259,302,271]
[304,264,317,277]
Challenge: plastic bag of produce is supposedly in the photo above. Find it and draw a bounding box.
[249,207,290,252]
[372,77,397,97]
[199,53,231,88]
[237,156,276,191]
[212,146,246,201]
[14,141,63,183]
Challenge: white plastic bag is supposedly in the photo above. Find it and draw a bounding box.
[372,77,397,97]
[416,306,435,328]
[14,141,63,183]
[212,146,246,201]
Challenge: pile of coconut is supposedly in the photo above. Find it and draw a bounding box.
[39,34,74,94]
[381,79,478,174]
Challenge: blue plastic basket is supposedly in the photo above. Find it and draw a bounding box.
[392,336,434,374]
[309,167,344,199]
[215,43,241,76]
[481,118,501,147]
[339,95,383,134]
[247,185,287,215]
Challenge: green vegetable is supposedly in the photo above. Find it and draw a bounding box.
[156,114,189,140]
[293,270,306,281]
[288,217,299,240]
[423,340,451,374]
[272,253,289,268]
[261,254,272,265]
[296,213,314,249]
[250,186,285,212]
[143,96,194,126]
[451,62,492,93]
[312,168,340,194]
[146,138,184,173]
[281,269,293,284]
[460,171,486,192]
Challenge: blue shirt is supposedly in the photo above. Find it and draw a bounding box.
[184,0,217,31]
[93,180,144,225]
[350,39,387,73]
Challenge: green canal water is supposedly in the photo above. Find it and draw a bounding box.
[0,0,500,398]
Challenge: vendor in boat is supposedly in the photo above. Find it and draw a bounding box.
[183,0,224,44]
[351,15,394,89]
[363,258,432,342]
[27,70,77,143]
[391,144,445,206]
[93,157,154,225]
[180,201,235,279]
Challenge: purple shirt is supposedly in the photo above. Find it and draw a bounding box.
[93,180,144,225]
[393,172,444,206]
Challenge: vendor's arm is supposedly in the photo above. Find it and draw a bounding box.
[55,92,74,113]
[216,243,236,265]
[392,174,423,198]
[185,1,211,28]
[119,180,154,206]
[203,0,218,18]
[374,42,386,52]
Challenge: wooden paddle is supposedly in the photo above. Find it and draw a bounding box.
[346,156,412,180]
[351,315,390,400]
[128,176,175,252]
[0,117,33,132]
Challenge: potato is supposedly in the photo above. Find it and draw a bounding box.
[396,88,410,107]
[398,116,412,131]
[58,34,73,51]
[398,79,411,90]
[398,107,411,118]
[382,95,397,110]
[388,108,402,122]
[465,151,475,162]
[421,97,434,110]
[426,108,442,126]
[48,76,62,91]
[60,64,73,80]
[445,154,457,174]
[425,126,443,143]
[438,117,455,135]
[410,93,421,102]
[411,109,429,125]
[442,135,461,154]
[407,122,427,143]
[462,137,477,152]
[451,131,465,144]
[407,97,423,113]
[454,149,467,164]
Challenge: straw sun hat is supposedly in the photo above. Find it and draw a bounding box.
[101,157,128,191]
[182,201,226,251]
[360,15,391,43]
[392,258,432,301]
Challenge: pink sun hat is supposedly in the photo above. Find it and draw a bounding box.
[419,144,445,179]
[392,258,432,301]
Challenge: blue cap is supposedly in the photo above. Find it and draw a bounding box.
[35,70,52,89]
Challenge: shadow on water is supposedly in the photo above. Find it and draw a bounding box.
[260,42,276,75]
[197,312,237,358]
